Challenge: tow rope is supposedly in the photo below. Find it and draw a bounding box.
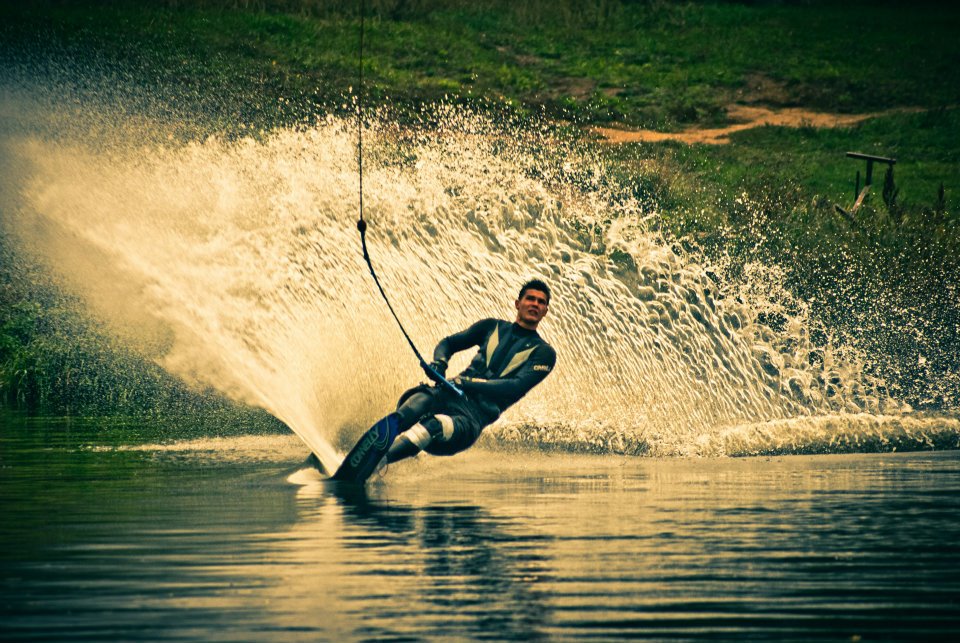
[354,1,463,397]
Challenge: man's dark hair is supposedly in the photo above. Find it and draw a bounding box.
[519,279,551,304]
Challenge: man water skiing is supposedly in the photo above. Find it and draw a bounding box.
[385,279,557,464]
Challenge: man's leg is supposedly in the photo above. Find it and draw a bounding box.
[386,412,480,463]
[385,387,440,464]
[395,389,435,432]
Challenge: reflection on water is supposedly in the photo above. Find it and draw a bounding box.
[2,414,960,641]
[297,490,551,641]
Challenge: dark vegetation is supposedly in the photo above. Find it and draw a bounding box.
[1,0,958,413]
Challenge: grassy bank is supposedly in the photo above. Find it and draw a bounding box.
[3,1,957,209]
[1,0,958,411]
[6,2,960,119]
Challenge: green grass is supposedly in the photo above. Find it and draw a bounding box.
[5,1,959,126]
[657,107,960,213]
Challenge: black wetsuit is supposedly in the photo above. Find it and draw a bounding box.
[393,318,557,456]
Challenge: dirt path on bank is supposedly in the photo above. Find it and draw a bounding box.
[593,104,924,145]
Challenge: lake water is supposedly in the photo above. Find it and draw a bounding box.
[3,412,960,641]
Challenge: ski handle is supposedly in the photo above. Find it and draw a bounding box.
[420,360,465,397]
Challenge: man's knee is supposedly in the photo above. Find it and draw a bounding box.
[385,421,432,463]
[385,415,452,464]
[425,415,455,442]
[423,414,478,456]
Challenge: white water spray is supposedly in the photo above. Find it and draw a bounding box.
[6,94,952,468]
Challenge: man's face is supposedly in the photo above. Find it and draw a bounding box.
[515,288,549,329]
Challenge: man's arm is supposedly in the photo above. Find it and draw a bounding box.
[456,344,556,408]
[430,318,497,374]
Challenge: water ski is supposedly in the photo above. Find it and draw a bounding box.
[329,413,400,485]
